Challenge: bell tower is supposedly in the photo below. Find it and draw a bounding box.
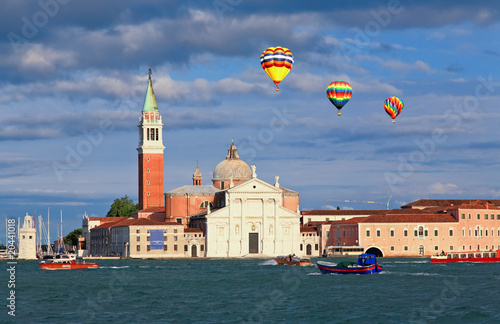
[137,69,165,210]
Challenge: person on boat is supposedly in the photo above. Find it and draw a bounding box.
[440,250,445,256]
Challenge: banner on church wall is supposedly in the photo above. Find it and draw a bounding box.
[150,230,164,250]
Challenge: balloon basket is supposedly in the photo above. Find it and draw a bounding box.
[392,120,395,123]
[275,86,279,91]
[337,111,341,116]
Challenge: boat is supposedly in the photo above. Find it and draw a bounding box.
[39,254,99,270]
[317,254,382,274]
[430,250,500,263]
[275,254,312,266]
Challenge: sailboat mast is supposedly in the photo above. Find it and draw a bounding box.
[60,210,63,252]
[47,207,50,254]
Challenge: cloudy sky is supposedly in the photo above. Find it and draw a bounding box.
[1,0,500,240]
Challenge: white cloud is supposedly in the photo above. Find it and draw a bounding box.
[18,44,76,72]
[427,182,462,195]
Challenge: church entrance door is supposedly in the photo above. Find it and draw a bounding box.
[191,245,197,257]
[249,233,258,253]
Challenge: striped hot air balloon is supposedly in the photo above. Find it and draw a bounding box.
[384,96,404,123]
[260,46,294,91]
[326,81,352,116]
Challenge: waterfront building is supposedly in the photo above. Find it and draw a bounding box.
[80,213,117,257]
[307,200,500,257]
[18,214,37,260]
[90,217,204,258]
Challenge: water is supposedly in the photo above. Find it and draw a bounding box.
[2,257,500,323]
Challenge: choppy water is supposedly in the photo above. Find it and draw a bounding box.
[2,257,500,323]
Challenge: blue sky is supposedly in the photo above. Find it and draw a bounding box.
[1,0,500,241]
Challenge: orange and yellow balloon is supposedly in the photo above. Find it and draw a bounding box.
[260,46,294,91]
[384,96,403,122]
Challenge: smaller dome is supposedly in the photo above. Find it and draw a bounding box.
[212,141,251,181]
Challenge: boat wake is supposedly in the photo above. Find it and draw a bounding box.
[393,260,429,264]
[100,266,130,269]
[259,259,278,266]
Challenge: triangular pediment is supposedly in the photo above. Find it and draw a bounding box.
[227,178,282,194]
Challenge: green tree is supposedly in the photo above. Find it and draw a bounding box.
[106,195,139,217]
[64,228,82,246]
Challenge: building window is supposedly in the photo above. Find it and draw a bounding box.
[147,245,151,251]
[147,157,150,161]
[164,245,168,251]
[137,236,140,241]
[147,168,150,173]
[174,236,178,241]
[424,230,428,237]
[468,214,471,219]
[449,229,454,237]
[174,244,178,251]
[164,236,168,241]
[147,236,150,241]
[404,246,408,251]
[326,230,330,238]
[200,201,213,209]
[418,226,424,238]
[390,246,395,251]
[477,214,480,220]
[137,245,140,251]
[485,214,489,220]
[300,244,303,251]
[404,229,408,237]
[434,229,438,236]
[390,229,394,237]
[147,181,150,185]
[315,244,319,251]
[434,246,439,251]
[201,245,204,251]
[497,215,500,220]
[136,229,140,234]
[485,229,488,237]
[184,245,188,252]
[366,229,370,237]
[414,229,418,237]
[461,213,465,219]
[486,245,489,250]
[450,246,453,251]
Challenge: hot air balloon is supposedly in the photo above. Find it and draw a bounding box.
[384,96,403,122]
[326,81,352,116]
[260,46,294,91]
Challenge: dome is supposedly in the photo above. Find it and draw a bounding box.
[212,141,251,181]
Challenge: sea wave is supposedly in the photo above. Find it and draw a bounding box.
[99,266,130,269]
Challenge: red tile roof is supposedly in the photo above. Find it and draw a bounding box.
[184,228,204,233]
[401,199,500,209]
[300,227,318,233]
[91,218,131,230]
[136,207,166,213]
[89,217,115,222]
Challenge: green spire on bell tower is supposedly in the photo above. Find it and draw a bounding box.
[142,68,158,112]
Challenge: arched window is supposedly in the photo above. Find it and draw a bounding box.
[418,226,424,238]
[200,201,213,209]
